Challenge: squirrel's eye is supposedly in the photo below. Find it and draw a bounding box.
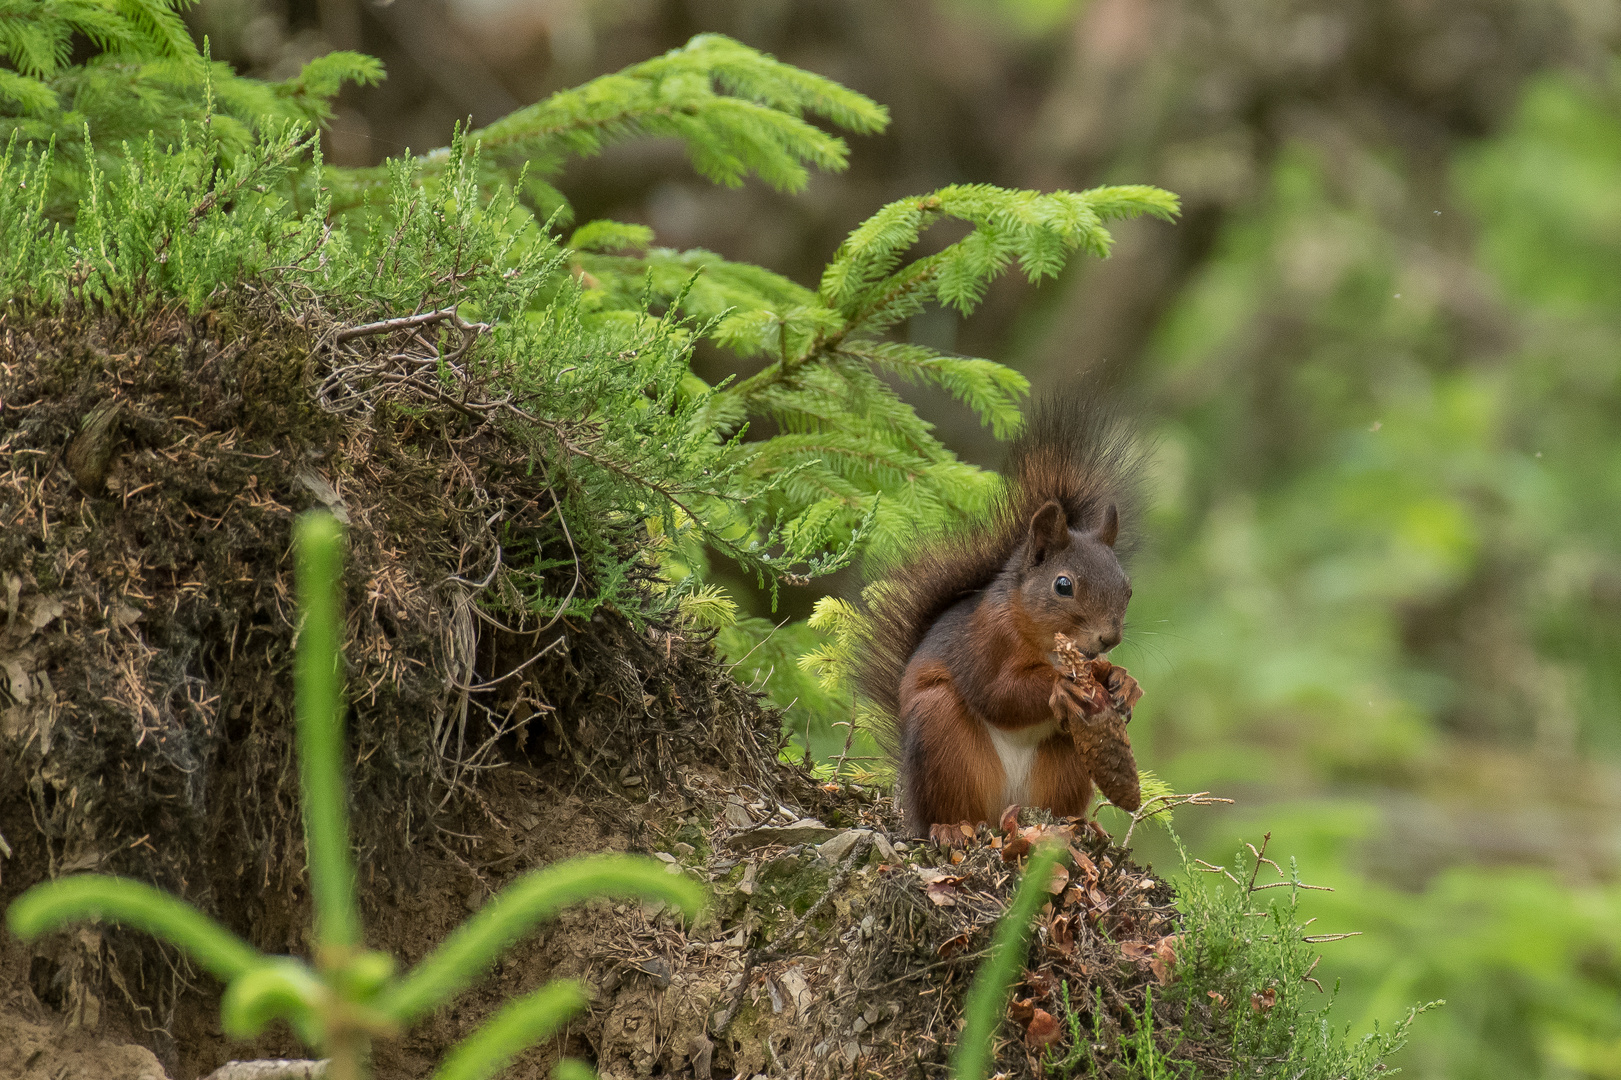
[1054,576,1074,597]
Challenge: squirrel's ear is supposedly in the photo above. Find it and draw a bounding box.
[1092,502,1120,548]
[1027,501,1071,566]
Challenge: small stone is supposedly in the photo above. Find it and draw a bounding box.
[635,957,672,988]
[817,828,869,865]
[872,833,900,863]
[778,964,813,1020]
[843,1040,861,1065]
[673,842,695,857]
[853,1016,868,1034]
[723,801,755,829]
[689,1034,715,1080]
[724,824,840,851]
[654,851,678,863]
[864,1004,882,1026]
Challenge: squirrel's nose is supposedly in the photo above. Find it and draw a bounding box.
[1098,628,1122,652]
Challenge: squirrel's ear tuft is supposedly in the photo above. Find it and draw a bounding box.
[1093,502,1119,548]
[1027,501,1071,566]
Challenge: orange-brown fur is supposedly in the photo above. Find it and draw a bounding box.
[856,392,1144,836]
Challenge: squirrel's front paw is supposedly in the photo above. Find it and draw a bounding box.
[1103,664,1144,719]
[1050,673,1108,719]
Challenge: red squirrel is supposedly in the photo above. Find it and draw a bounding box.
[855,393,1144,836]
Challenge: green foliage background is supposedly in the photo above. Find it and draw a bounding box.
[1109,70,1621,1078]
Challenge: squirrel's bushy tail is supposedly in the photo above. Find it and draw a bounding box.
[852,388,1146,752]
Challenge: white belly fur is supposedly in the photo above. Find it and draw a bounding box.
[984,718,1058,815]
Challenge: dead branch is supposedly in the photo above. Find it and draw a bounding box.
[334,306,488,342]
[200,1060,328,1080]
[1121,790,1234,847]
[1191,859,1243,887]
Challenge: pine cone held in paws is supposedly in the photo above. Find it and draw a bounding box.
[1052,632,1142,812]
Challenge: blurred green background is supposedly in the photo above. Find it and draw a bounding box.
[188,0,1621,1073]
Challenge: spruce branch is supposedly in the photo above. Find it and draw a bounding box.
[324,33,888,215]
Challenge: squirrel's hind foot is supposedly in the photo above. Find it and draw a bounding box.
[928,821,979,848]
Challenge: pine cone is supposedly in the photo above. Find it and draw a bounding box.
[1053,633,1142,812]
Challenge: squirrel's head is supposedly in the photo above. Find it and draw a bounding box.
[1012,499,1130,656]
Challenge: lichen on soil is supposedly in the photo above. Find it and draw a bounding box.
[1,302,1196,1080]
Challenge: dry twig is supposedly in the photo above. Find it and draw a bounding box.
[1120,790,1234,848]
[200,1060,328,1080]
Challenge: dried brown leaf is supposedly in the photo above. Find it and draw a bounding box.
[1150,935,1178,985]
[1002,833,1032,863]
[1049,915,1074,956]
[1068,846,1098,884]
[1025,968,1057,998]
[1119,941,1155,961]
[1025,1009,1062,1049]
[917,866,966,907]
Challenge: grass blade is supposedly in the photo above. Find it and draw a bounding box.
[952,842,1065,1080]
[431,981,590,1080]
[294,511,362,953]
[6,875,262,981]
[388,855,704,1023]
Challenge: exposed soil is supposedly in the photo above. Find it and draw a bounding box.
[0,301,1192,1079]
